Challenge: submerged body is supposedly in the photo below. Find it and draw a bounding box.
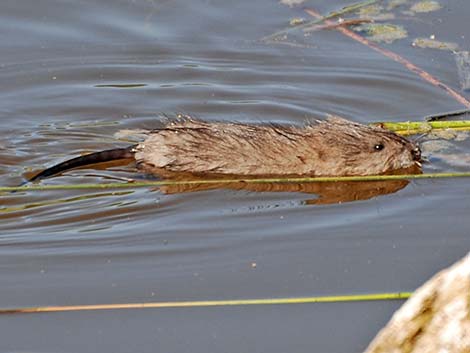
[29,116,422,181]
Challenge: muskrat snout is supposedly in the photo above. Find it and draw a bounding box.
[411,146,421,162]
[410,145,423,168]
[411,146,423,166]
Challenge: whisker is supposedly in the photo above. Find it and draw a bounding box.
[412,133,427,143]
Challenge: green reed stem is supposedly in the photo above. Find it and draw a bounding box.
[375,120,470,135]
[2,172,470,193]
[0,291,412,314]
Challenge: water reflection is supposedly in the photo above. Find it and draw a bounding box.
[157,167,420,205]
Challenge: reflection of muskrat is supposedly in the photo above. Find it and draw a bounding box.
[29,116,422,181]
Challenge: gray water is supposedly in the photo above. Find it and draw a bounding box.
[1,0,470,352]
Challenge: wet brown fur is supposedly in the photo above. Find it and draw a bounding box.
[135,116,421,177]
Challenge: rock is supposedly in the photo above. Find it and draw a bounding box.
[364,253,470,353]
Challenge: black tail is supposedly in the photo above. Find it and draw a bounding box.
[29,145,137,182]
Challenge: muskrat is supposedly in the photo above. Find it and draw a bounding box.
[28,116,422,182]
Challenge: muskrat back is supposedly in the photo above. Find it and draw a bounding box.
[29,116,422,181]
[135,116,421,177]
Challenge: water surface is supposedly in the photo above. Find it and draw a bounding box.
[1,0,470,352]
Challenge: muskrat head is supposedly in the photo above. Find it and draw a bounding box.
[318,117,422,176]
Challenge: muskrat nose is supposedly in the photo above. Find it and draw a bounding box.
[411,146,421,161]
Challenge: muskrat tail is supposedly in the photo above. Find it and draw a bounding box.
[28,145,137,182]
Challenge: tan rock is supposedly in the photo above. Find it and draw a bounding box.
[365,254,470,353]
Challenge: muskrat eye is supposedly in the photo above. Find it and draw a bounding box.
[374,143,384,151]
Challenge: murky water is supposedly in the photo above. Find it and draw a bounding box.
[1,0,470,352]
